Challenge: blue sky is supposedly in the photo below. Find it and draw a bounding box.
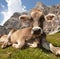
[0,0,60,25]
[22,0,60,10]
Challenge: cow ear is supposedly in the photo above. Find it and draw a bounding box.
[19,16,21,20]
[19,16,25,20]
[45,14,55,22]
[19,15,30,20]
[19,15,25,20]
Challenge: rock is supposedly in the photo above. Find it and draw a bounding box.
[0,25,7,35]
[3,12,21,33]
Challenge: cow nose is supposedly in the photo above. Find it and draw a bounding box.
[34,29,41,34]
[33,28,41,32]
[32,27,42,34]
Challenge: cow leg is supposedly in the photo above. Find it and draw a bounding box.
[28,42,38,48]
[1,41,12,48]
[27,38,39,48]
[42,39,60,55]
[12,40,25,49]
[1,29,15,49]
[41,32,60,55]
[12,43,20,48]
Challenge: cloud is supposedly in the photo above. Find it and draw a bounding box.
[1,0,26,25]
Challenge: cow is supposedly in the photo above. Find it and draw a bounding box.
[1,8,60,55]
[1,26,42,49]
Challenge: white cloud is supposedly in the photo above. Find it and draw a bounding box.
[1,0,26,25]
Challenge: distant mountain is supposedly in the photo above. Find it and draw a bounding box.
[0,2,60,35]
[3,12,21,33]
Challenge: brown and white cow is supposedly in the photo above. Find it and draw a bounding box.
[1,9,60,55]
[1,26,41,49]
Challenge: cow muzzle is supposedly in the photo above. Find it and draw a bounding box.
[31,27,43,34]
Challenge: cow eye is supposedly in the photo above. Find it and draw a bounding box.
[30,17,33,21]
[20,17,25,19]
[39,15,45,22]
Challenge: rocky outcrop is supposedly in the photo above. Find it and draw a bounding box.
[4,12,21,29]
[0,25,7,35]
[3,12,21,33]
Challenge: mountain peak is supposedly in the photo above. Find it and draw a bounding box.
[35,2,47,9]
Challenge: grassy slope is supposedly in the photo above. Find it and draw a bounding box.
[0,32,60,59]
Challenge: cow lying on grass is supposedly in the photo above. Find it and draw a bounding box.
[0,8,60,55]
[1,26,41,49]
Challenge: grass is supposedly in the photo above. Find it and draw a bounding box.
[0,32,60,59]
[47,32,60,46]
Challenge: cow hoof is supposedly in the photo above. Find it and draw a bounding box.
[12,44,20,48]
[55,50,60,55]
[1,45,7,49]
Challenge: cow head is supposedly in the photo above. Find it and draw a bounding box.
[30,8,45,34]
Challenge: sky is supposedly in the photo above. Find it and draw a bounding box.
[0,0,60,25]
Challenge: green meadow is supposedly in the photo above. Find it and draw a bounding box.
[0,32,60,59]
